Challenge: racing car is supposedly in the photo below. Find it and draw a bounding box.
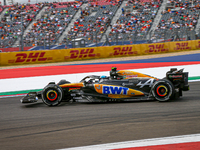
[20,67,189,106]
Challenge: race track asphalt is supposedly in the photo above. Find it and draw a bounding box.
[0,81,200,150]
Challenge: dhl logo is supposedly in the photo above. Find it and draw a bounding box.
[65,48,100,59]
[8,52,52,63]
[174,42,191,50]
[196,41,200,49]
[145,44,168,53]
[111,47,138,56]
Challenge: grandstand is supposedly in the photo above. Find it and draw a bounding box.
[0,0,200,52]
[22,1,81,47]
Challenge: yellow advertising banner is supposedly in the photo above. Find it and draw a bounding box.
[0,50,56,66]
[114,45,137,57]
[98,46,111,58]
[140,43,170,55]
[103,44,142,58]
[193,40,200,50]
[168,41,193,52]
[0,47,103,66]
[1,39,200,66]
[61,47,102,61]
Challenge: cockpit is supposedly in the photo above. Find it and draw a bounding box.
[80,67,124,84]
[80,75,110,84]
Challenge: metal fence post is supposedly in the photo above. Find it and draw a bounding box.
[21,14,24,51]
[134,30,137,44]
[49,33,50,49]
[44,37,46,49]
[116,32,118,45]
[95,31,97,47]
[163,30,166,42]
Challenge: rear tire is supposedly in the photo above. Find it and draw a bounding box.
[41,84,63,106]
[151,79,174,102]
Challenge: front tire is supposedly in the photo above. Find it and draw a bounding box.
[151,79,174,102]
[41,84,63,106]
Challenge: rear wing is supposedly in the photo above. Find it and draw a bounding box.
[166,68,189,91]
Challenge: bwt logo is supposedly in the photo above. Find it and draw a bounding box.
[174,43,191,50]
[67,49,99,59]
[112,47,137,56]
[103,86,129,95]
[145,44,168,53]
[9,52,51,63]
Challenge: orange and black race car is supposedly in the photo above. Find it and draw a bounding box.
[20,67,189,106]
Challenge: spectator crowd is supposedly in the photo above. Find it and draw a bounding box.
[0,0,200,48]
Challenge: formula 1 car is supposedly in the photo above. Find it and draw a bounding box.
[20,67,189,106]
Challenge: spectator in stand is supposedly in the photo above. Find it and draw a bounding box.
[109,0,160,40]
[23,1,82,46]
[0,3,45,47]
[121,7,124,14]
[157,1,199,31]
[65,0,120,44]
[154,0,200,41]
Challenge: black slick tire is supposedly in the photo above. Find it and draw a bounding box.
[151,79,175,102]
[41,84,63,106]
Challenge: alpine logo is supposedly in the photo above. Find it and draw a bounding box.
[137,79,155,88]
[103,86,129,95]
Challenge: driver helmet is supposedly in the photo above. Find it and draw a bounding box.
[101,75,107,78]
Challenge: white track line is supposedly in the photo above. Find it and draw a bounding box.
[58,133,200,150]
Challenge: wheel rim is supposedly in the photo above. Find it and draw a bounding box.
[156,85,168,97]
[46,90,58,101]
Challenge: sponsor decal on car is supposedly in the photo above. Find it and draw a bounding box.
[103,86,129,95]
[94,84,144,96]
[122,83,134,86]
[137,78,155,88]
[168,75,183,78]
[123,75,138,78]
[69,88,80,91]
